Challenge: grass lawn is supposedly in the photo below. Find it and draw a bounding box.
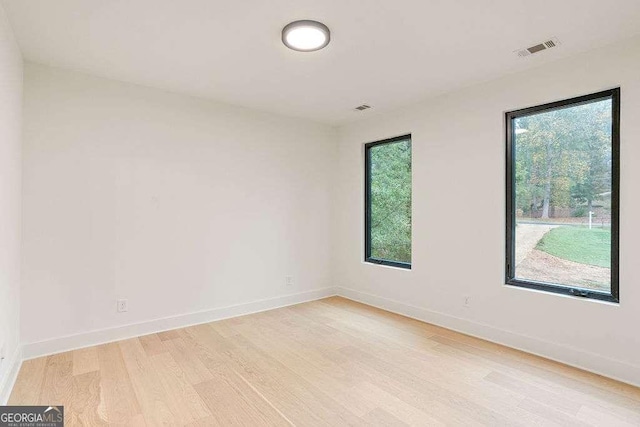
[536,227,611,268]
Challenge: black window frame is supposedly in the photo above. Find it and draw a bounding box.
[505,88,620,303]
[364,134,412,270]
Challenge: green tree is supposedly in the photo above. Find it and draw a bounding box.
[369,140,411,263]
[570,100,612,212]
[514,99,612,219]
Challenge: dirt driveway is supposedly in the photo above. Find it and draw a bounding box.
[514,223,610,292]
[515,224,557,266]
[517,250,610,291]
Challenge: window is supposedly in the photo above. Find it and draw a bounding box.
[365,135,412,269]
[506,89,620,302]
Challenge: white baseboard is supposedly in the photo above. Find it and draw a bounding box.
[0,345,23,405]
[336,286,640,388]
[22,287,337,360]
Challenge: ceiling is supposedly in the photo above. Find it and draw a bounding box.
[3,1,640,125]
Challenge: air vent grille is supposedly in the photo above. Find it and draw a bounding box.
[515,37,560,58]
[355,104,371,111]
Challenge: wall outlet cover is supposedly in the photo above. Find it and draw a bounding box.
[117,299,128,313]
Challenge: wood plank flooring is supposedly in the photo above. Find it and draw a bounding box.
[9,297,640,426]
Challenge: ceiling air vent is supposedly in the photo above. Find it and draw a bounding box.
[515,37,560,58]
[354,104,371,111]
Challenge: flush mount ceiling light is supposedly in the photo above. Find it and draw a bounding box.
[282,20,330,52]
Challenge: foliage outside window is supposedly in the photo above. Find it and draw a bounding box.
[365,135,412,269]
[506,89,619,302]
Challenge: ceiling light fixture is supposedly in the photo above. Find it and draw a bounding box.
[282,20,330,52]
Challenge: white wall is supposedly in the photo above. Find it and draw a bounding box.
[21,63,337,348]
[0,4,22,395]
[335,36,640,386]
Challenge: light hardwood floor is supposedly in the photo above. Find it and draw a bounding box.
[9,297,640,426]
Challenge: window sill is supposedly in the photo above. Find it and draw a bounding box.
[505,279,619,305]
[364,258,411,270]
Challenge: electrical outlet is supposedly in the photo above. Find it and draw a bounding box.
[463,295,471,308]
[285,276,294,287]
[117,299,128,313]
